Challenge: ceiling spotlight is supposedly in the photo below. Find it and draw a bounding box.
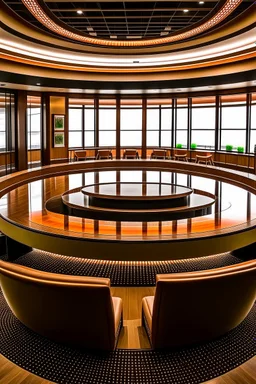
[77,10,83,15]
[160,32,169,36]
[199,1,204,4]
[36,83,41,86]
[110,35,117,39]
[183,9,189,13]
[164,26,171,31]
[126,35,142,39]
[89,32,97,36]
[87,27,94,31]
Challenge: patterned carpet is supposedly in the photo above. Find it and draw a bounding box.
[10,249,243,286]
[0,289,255,384]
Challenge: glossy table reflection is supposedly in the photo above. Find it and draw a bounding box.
[0,162,255,260]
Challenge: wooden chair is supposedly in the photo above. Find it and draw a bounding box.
[123,149,139,159]
[150,149,167,159]
[142,259,256,349]
[195,154,214,165]
[96,149,113,160]
[174,151,188,162]
[0,260,123,351]
[74,150,87,161]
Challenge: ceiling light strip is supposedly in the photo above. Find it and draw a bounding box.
[21,0,243,47]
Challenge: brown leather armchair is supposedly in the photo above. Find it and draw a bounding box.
[74,150,87,161]
[0,261,123,350]
[142,259,256,349]
[123,149,139,159]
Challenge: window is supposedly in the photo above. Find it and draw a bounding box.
[220,94,246,151]
[121,100,142,147]
[99,100,116,147]
[147,108,159,147]
[0,106,6,151]
[176,99,188,148]
[191,97,216,150]
[250,94,256,153]
[68,99,95,148]
[27,96,41,150]
[147,99,172,148]
[69,108,82,148]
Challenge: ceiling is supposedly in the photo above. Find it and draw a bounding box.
[3,0,253,43]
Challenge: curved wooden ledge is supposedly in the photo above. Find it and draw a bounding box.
[0,160,255,261]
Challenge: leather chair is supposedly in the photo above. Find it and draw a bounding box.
[142,259,256,349]
[96,149,113,160]
[0,261,123,351]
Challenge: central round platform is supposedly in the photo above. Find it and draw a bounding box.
[81,182,192,209]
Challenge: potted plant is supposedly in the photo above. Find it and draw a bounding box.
[176,143,183,149]
[190,143,197,150]
[226,144,233,152]
[237,146,244,153]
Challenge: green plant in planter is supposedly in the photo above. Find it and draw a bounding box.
[176,143,183,149]
[190,143,197,150]
[226,144,233,152]
[237,146,244,153]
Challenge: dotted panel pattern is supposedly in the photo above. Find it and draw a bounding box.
[0,290,255,384]
[21,0,242,47]
[12,250,242,286]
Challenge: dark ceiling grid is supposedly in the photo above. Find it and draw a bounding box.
[2,0,254,42]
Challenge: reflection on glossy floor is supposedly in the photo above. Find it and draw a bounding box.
[0,170,255,241]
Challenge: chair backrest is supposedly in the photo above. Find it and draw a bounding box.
[97,149,112,159]
[75,150,87,159]
[152,149,166,158]
[0,260,116,350]
[124,149,137,158]
[151,259,256,349]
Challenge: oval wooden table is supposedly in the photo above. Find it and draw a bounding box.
[0,160,255,261]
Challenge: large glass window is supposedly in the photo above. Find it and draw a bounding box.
[69,107,82,148]
[220,94,246,151]
[191,97,216,150]
[176,99,188,148]
[0,92,16,174]
[27,97,41,150]
[121,100,142,147]
[68,99,95,148]
[250,93,256,153]
[99,100,116,146]
[146,99,172,148]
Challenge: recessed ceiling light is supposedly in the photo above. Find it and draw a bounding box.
[183,9,189,13]
[89,32,97,36]
[164,26,171,31]
[199,1,204,4]
[77,10,83,15]
[36,83,41,86]
[87,27,94,31]
[160,32,169,36]
[110,35,117,39]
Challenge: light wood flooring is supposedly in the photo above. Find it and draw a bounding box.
[0,287,255,384]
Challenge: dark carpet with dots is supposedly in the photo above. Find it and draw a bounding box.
[0,288,255,384]
[8,249,243,286]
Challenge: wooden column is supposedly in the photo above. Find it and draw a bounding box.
[142,98,147,159]
[94,98,99,148]
[116,97,121,159]
[16,90,27,171]
[41,93,51,166]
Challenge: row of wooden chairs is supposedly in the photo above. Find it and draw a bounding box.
[73,149,214,165]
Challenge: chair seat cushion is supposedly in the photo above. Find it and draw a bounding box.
[142,296,154,333]
[112,297,123,333]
